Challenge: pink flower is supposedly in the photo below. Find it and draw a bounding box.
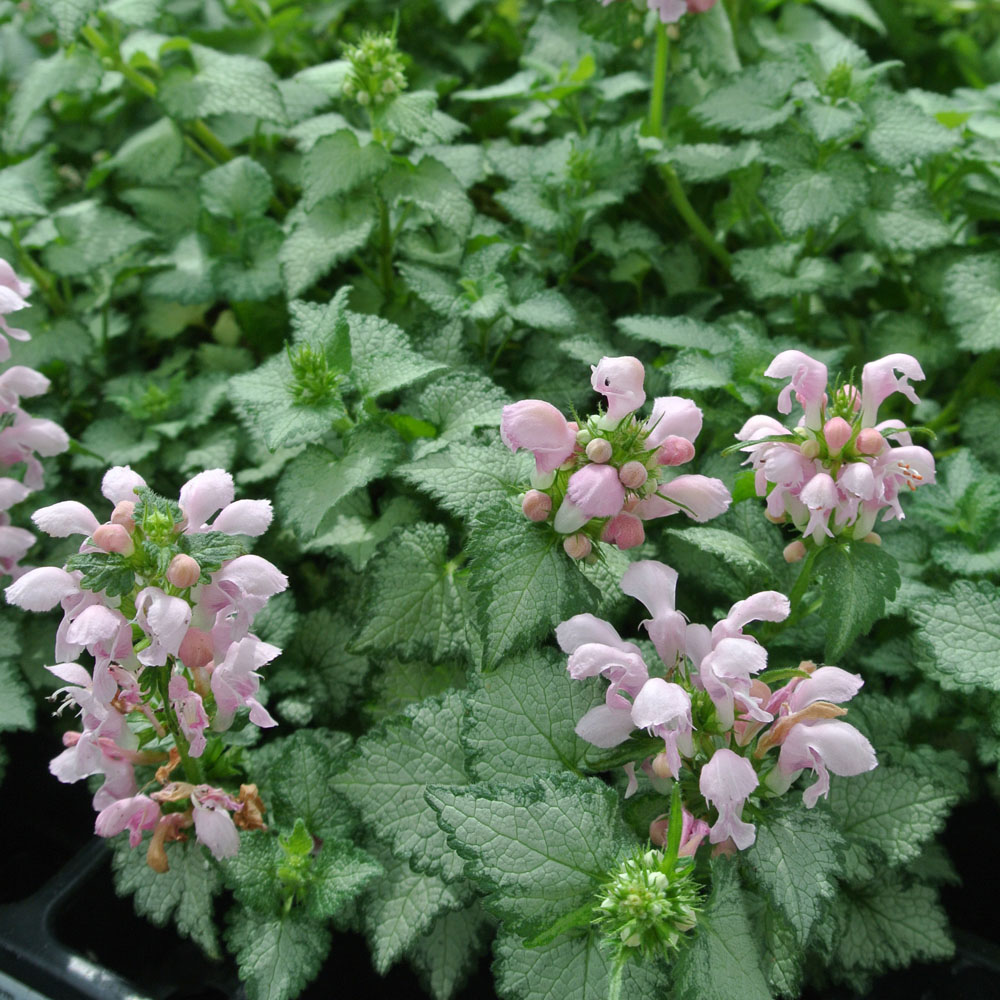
[860,354,924,428]
[698,638,772,730]
[168,674,209,757]
[135,586,192,666]
[620,560,687,668]
[778,719,876,807]
[500,400,577,474]
[630,678,694,777]
[643,396,703,451]
[179,469,273,536]
[591,356,646,424]
[191,785,241,859]
[557,612,649,707]
[210,636,279,731]
[601,512,644,550]
[564,464,626,520]
[765,350,828,430]
[95,794,161,847]
[699,748,759,850]
[635,474,732,523]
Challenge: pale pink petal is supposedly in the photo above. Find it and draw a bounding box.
[779,719,876,807]
[838,462,876,500]
[699,747,758,849]
[0,478,31,510]
[0,258,32,298]
[574,703,636,748]
[0,365,49,402]
[500,400,577,474]
[787,667,864,712]
[601,512,645,549]
[210,499,273,536]
[555,613,627,652]
[247,697,277,727]
[722,591,790,632]
[567,642,646,682]
[631,678,691,730]
[101,466,147,504]
[47,662,93,688]
[736,414,788,442]
[214,554,289,598]
[566,464,626,518]
[800,472,839,511]
[13,416,69,456]
[179,469,235,529]
[192,799,241,859]
[765,350,828,428]
[860,354,924,428]
[644,396,703,448]
[31,501,100,538]
[5,566,80,611]
[591,356,646,423]
[0,525,34,559]
[649,0,688,23]
[645,475,731,523]
[621,560,678,619]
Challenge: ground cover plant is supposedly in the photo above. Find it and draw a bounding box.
[1,0,998,997]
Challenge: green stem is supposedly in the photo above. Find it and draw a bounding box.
[787,545,821,623]
[659,163,733,271]
[607,954,626,1000]
[378,195,394,297]
[646,23,670,140]
[191,120,235,163]
[157,667,203,785]
[10,229,65,312]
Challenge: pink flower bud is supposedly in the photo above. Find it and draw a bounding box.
[823,417,852,455]
[618,461,647,489]
[167,553,201,589]
[861,532,882,546]
[650,752,673,779]
[521,490,552,522]
[601,512,645,550]
[687,0,718,10]
[178,626,213,669]
[110,500,136,531]
[656,436,696,466]
[92,523,134,555]
[800,439,820,460]
[855,428,885,455]
[585,438,612,463]
[563,534,592,560]
[783,540,807,563]
[566,464,626,518]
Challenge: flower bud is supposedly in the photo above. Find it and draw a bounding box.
[521,490,552,522]
[167,553,201,589]
[783,540,807,563]
[650,752,674,780]
[563,534,592,560]
[800,439,820,460]
[576,427,592,446]
[92,523,134,556]
[823,417,852,455]
[110,500,136,531]
[861,532,882,546]
[586,438,613,464]
[178,627,213,669]
[602,512,645,551]
[618,461,648,489]
[855,428,885,456]
[656,436,696,467]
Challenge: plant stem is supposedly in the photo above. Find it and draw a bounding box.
[378,195,394,297]
[10,229,65,312]
[646,23,670,140]
[786,545,821,623]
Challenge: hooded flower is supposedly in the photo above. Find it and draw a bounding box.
[699,748,759,850]
[500,400,577,474]
[211,636,279,731]
[95,794,161,847]
[591,356,646,424]
[190,784,241,859]
[777,719,876,807]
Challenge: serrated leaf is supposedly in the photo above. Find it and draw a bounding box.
[199,157,274,219]
[280,198,375,297]
[275,426,403,538]
[663,142,760,183]
[732,244,840,299]
[741,802,844,946]
[426,773,625,935]
[226,908,329,1000]
[223,830,283,912]
[64,551,135,597]
[507,290,576,333]
[333,692,468,881]
[910,580,1000,691]
[348,310,447,399]
[380,157,473,239]
[468,503,598,670]
[863,91,957,168]
[860,176,950,253]
[0,658,33,732]
[0,151,56,216]
[761,153,867,237]
[494,927,668,1000]
[381,91,465,145]
[463,647,603,782]
[828,764,959,865]
[302,131,391,209]
[665,527,774,588]
[112,837,221,958]
[353,523,470,663]
[35,0,98,42]
[306,839,383,921]
[815,542,900,661]
[362,844,472,974]
[616,315,728,353]
[180,531,248,578]
[408,901,493,1000]
[692,62,801,134]
[414,372,508,453]
[941,253,1000,353]
[671,859,771,1000]
[44,202,153,277]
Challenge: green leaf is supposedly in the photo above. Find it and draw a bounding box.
[463,647,603,783]
[469,503,598,670]
[828,763,959,866]
[108,119,184,184]
[179,532,248,579]
[860,176,950,254]
[362,844,472,974]
[408,901,493,1000]
[663,142,761,183]
[226,908,329,1000]
[0,151,56,217]
[380,157,473,239]
[828,876,952,987]
[0,617,31,731]
[199,157,274,219]
[223,830,284,913]
[507,290,576,333]
[35,0,98,42]
[348,310,447,399]
[692,62,801,134]
[812,0,885,32]
[302,131,391,208]
[353,523,471,663]
[64,551,135,597]
[111,837,222,958]
[616,315,728,353]
[333,692,468,881]
[280,198,375,298]
[426,773,625,935]
[671,859,771,1000]
[941,253,1000,353]
[862,92,958,168]
[761,153,867,237]
[732,244,840,300]
[44,202,153,277]
[741,801,844,947]
[306,839,384,921]
[380,91,465,145]
[398,440,531,523]
[263,730,356,842]
[414,372,508,453]
[665,527,774,589]
[275,426,404,538]
[494,927,669,1000]
[814,542,900,661]
[910,580,1000,692]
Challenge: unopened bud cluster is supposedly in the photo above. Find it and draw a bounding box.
[5,467,286,871]
[594,848,701,960]
[501,357,731,560]
[342,32,407,108]
[737,351,935,553]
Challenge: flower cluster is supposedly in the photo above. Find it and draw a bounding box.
[559,560,877,852]
[737,351,935,556]
[599,0,719,26]
[0,259,69,578]
[342,31,407,108]
[5,467,286,871]
[501,356,731,559]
